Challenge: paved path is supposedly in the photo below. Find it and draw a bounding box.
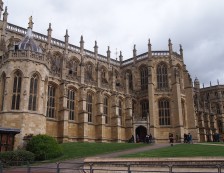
[4,143,171,173]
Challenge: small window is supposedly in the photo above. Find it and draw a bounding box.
[67,89,75,120]
[11,71,22,110]
[86,93,93,122]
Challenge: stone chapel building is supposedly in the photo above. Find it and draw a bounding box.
[0,1,199,151]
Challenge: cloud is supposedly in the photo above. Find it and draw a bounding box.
[5,0,224,86]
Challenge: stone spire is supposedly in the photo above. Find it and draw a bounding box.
[107,46,111,64]
[47,23,52,50]
[80,35,84,54]
[168,38,173,54]
[3,6,7,22]
[148,39,152,58]
[119,51,123,65]
[64,29,69,53]
[133,44,137,57]
[47,23,52,36]
[179,44,183,58]
[94,40,98,56]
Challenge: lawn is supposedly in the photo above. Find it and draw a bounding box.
[122,143,224,157]
[56,142,148,161]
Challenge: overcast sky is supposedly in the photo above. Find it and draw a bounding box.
[5,0,224,87]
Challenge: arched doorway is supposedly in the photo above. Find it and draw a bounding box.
[136,126,147,142]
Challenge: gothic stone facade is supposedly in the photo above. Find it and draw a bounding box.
[194,79,224,142]
[0,2,199,150]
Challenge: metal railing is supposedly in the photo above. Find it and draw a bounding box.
[1,161,223,173]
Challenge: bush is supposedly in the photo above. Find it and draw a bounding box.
[26,134,63,161]
[0,150,34,167]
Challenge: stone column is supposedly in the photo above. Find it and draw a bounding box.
[125,96,133,139]
[78,87,88,141]
[110,94,120,142]
[95,91,105,141]
[57,83,69,142]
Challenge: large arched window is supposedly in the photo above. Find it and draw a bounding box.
[11,71,22,110]
[157,63,168,89]
[1,73,6,111]
[85,63,93,81]
[86,93,93,122]
[28,74,38,111]
[67,59,78,77]
[158,99,170,125]
[67,88,75,120]
[101,68,108,84]
[47,84,56,118]
[118,99,122,125]
[140,100,149,118]
[103,96,108,124]
[127,71,133,90]
[140,66,148,90]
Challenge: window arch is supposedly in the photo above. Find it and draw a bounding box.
[157,63,168,89]
[28,74,38,111]
[11,71,22,110]
[103,96,109,124]
[140,66,148,90]
[158,99,170,125]
[47,84,56,118]
[67,59,78,77]
[85,63,93,81]
[86,93,93,122]
[118,99,123,125]
[1,73,6,111]
[140,100,149,118]
[67,88,75,120]
[101,68,108,84]
[126,71,133,90]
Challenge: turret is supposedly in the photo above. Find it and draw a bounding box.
[168,38,173,54]
[119,51,123,65]
[17,16,42,53]
[133,44,137,64]
[64,29,69,54]
[148,39,152,58]
[179,44,183,58]
[80,35,84,54]
[94,41,98,57]
[2,6,7,22]
[47,23,52,50]
[194,77,200,90]
[107,46,111,64]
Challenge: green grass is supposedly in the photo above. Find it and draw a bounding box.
[122,143,224,158]
[54,142,148,161]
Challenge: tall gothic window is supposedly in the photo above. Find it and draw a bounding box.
[68,60,78,77]
[157,63,168,89]
[103,96,108,124]
[140,100,149,118]
[47,85,56,118]
[1,73,6,111]
[140,66,148,90]
[11,71,22,110]
[86,63,93,81]
[118,99,122,125]
[28,74,38,111]
[87,93,93,122]
[159,99,170,125]
[101,68,108,84]
[127,71,133,90]
[67,88,75,120]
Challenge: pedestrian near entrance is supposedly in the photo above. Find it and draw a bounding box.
[188,133,193,144]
